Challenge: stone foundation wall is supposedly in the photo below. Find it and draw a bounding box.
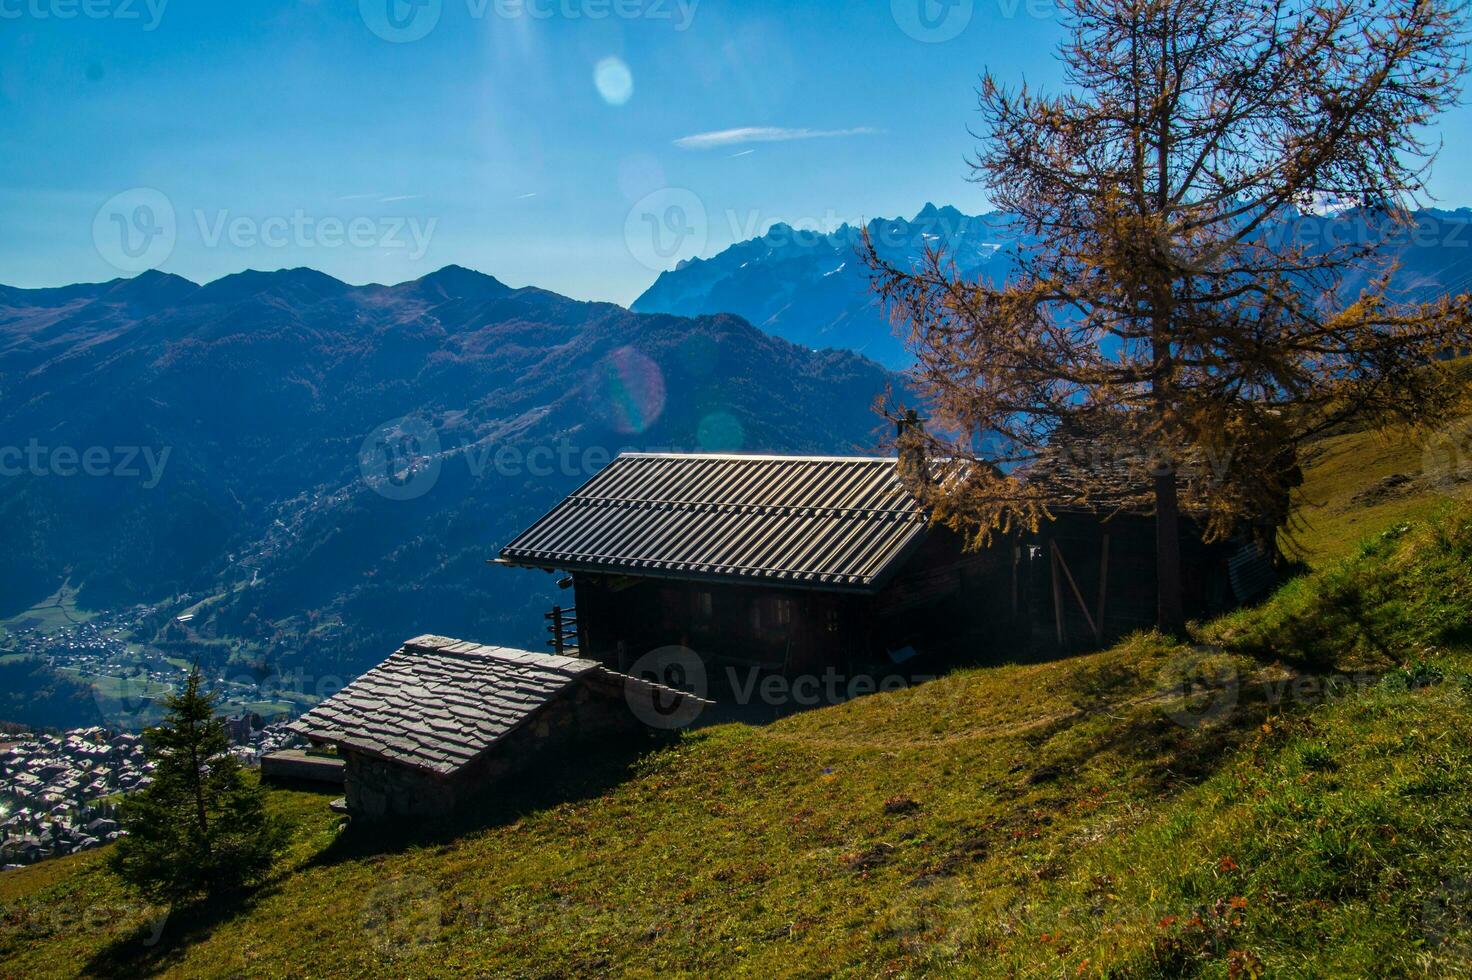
[343,750,463,820]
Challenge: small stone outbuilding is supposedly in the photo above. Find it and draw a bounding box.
[290,634,703,821]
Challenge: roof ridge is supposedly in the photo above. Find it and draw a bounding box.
[398,636,596,673]
[564,494,922,518]
[616,452,897,463]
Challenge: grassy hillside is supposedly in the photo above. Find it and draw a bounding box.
[3,425,1472,978]
[1286,424,1455,563]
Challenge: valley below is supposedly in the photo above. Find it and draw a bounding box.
[0,266,896,731]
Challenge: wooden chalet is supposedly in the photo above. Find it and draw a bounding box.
[498,446,1284,674]
[498,453,1019,675]
[1021,507,1275,648]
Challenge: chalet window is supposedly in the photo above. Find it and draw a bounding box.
[694,590,714,628]
[660,587,682,630]
[751,596,794,637]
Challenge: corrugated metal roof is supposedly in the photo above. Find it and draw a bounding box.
[290,634,702,775]
[499,453,931,592]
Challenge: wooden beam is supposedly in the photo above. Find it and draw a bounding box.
[1050,543,1065,646]
[1095,534,1110,642]
[1051,540,1099,643]
[604,575,643,593]
[1011,545,1020,615]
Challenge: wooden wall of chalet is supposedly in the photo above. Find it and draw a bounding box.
[574,575,857,676]
[570,524,1019,675]
[567,515,1257,666]
[869,525,1019,656]
[1028,512,1236,649]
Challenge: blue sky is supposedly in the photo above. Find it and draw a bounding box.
[2,0,1469,305]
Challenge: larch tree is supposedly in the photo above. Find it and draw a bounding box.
[866,0,1471,633]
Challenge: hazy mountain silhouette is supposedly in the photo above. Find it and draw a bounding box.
[633,205,1472,369]
[0,267,896,681]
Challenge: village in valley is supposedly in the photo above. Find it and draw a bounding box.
[0,721,305,870]
[0,590,328,731]
[0,596,318,870]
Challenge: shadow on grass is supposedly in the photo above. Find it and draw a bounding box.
[82,880,281,979]
[1216,576,1405,676]
[79,739,667,975]
[80,785,346,979]
[1054,669,1340,798]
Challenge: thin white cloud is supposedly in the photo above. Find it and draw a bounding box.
[729,149,756,158]
[673,126,878,150]
[337,193,380,201]
[379,194,421,203]
[516,192,538,199]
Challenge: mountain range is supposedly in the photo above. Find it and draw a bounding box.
[0,267,895,684]
[4,201,1470,706]
[633,204,1472,369]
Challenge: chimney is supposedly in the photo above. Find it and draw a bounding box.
[895,410,929,485]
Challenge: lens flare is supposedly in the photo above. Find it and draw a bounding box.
[696,411,744,452]
[592,347,665,435]
[594,57,633,106]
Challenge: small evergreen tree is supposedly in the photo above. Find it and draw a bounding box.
[110,668,289,905]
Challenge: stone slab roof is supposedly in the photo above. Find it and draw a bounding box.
[290,635,696,776]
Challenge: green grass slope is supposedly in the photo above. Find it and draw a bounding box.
[1286,424,1455,564]
[4,426,1472,978]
